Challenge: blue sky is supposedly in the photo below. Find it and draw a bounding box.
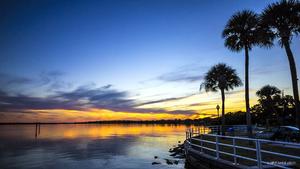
[0,0,299,122]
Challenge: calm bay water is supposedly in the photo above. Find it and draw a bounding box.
[0,124,192,169]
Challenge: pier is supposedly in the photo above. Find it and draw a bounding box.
[184,127,300,169]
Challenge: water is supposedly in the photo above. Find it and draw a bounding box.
[0,124,191,169]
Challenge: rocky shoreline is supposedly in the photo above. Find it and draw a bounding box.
[151,141,185,166]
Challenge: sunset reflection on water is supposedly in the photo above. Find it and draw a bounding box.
[0,124,196,169]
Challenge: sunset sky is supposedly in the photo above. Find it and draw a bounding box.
[0,0,299,122]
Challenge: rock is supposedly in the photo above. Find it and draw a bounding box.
[175,154,185,159]
[152,162,161,165]
[169,142,186,159]
[165,159,173,165]
[170,152,177,156]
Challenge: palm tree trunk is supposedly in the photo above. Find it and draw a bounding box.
[221,88,225,135]
[283,39,300,128]
[245,46,252,137]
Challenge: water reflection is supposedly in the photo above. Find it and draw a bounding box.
[0,124,193,169]
[35,123,41,138]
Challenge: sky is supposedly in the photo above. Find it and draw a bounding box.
[0,0,299,122]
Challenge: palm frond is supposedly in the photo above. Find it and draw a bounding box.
[261,0,300,46]
[256,85,281,100]
[200,63,242,93]
[222,10,271,51]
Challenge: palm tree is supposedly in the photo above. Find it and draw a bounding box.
[256,85,281,101]
[222,10,273,137]
[200,63,242,135]
[256,85,281,127]
[261,0,300,128]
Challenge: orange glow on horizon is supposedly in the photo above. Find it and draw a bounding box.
[3,108,192,123]
[0,89,259,123]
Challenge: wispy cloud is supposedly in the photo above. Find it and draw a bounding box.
[0,73,33,86]
[157,64,207,83]
[0,71,72,94]
[251,65,286,77]
[158,73,202,82]
[137,94,195,106]
[39,71,72,91]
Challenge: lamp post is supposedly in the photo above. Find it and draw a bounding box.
[216,105,220,135]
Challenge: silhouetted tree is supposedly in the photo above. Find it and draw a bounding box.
[256,85,281,101]
[251,104,265,124]
[261,0,300,128]
[200,63,242,135]
[256,85,281,126]
[222,10,273,137]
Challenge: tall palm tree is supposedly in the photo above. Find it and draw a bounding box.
[222,10,272,137]
[200,63,242,135]
[261,0,300,128]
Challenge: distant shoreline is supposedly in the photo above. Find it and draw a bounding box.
[0,119,202,125]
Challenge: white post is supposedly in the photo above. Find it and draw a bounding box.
[216,136,220,159]
[200,134,203,153]
[256,140,262,169]
[233,138,237,165]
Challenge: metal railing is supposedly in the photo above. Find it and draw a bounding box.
[185,128,300,169]
[198,125,260,136]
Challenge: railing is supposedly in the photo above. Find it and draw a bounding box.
[185,128,300,169]
[199,125,260,136]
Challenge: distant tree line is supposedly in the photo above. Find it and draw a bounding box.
[200,85,296,127]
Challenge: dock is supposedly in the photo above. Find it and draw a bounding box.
[184,127,300,169]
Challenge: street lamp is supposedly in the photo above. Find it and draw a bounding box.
[216,104,220,135]
[216,105,220,118]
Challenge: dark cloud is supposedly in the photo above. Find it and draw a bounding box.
[187,102,213,107]
[56,85,136,112]
[57,85,123,101]
[0,85,197,116]
[0,71,198,118]
[0,92,84,112]
[102,84,112,89]
[137,94,195,106]
[195,112,217,117]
